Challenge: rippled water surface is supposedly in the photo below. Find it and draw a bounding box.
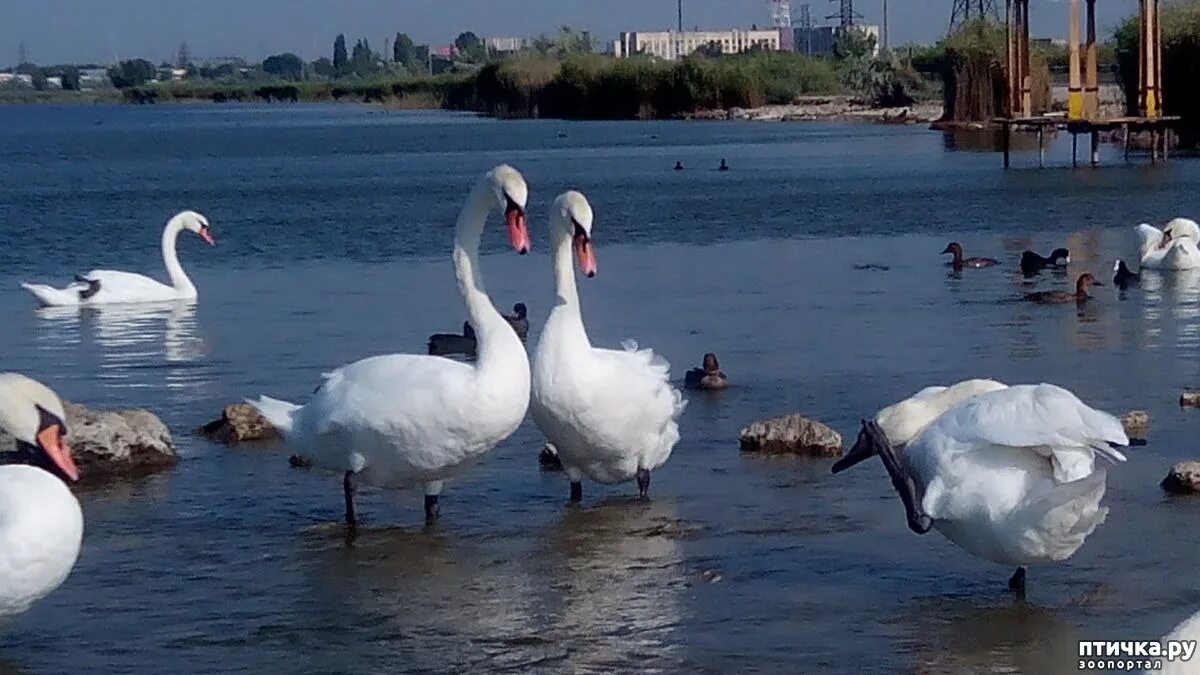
[2,105,1200,674]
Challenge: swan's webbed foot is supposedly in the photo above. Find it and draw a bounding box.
[1009,567,1027,597]
[343,470,358,541]
[569,481,583,503]
[424,494,440,523]
[864,421,932,535]
[636,468,651,500]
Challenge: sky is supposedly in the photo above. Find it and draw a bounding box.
[1,0,1142,66]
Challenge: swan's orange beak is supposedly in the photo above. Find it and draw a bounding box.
[37,424,79,482]
[574,232,597,278]
[199,225,216,246]
[1159,231,1173,249]
[506,207,529,255]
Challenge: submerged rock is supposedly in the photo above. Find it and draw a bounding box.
[1,401,177,478]
[1182,391,1200,408]
[198,403,280,445]
[539,443,563,471]
[288,454,312,469]
[1162,461,1200,494]
[738,414,843,457]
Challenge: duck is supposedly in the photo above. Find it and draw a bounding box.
[684,353,729,390]
[1023,273,1101,304]
[530,191,685,503]
[718,159,729,171]
[869,378,1009,448]
[1137,218,1200,270]
[427,321,477,357]
[1113,259,1140,289]
[0,373,83,617]
[21,210,215,306]
[673,161,684,171]
[503,302,529,340]
[835,383,1126,593]
[941,242,998,270]
[1019,248,1070,277]
[250,165,532,530]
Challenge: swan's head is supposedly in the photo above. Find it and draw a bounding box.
[552,191,597,278]
[485,165,530,255]
[1162,218,1200,249]
[173,210,215,246]
[0,373,78,482]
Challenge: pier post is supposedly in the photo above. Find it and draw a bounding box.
[1084,0,1099,118]
[1020,0,1032,117]
[1002,121,1011,169]
[1072,133,1078,168]
[1068,0,1083,119]
[1038,126,1045,168]
[1124,123,1131,161]
[1090,130,1100,166]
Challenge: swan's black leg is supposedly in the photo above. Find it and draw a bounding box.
[343,471,358,540]
[636,468,651,500]
[866,421,933,535]
[569,481,583,503]
[424,495,440,523]
[1009,567,1026,596]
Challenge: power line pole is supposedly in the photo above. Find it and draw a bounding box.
[677,0,683,31]
[17,42,28,64]
[882,0,889,49]
[828,0,860,28]
[950,0,1000,33]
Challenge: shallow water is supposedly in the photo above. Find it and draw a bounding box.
[2,105,1200,674]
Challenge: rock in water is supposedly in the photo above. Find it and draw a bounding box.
[1162,461,1200,494]
[1,401,177,478]
[1182,391,1200,408]
[1121,410,1150,438]
[198,403,280,445]
[739,414,843,457]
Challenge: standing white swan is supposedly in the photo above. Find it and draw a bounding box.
[0,373,83,617]
[531,191,685,502]
[21,210,215,306]
[833,384,1126,593]
[1137,218,1200,270]
[250,166,531,529]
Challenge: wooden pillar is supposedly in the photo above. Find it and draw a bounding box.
[1068,0,1083,119]
[1003,122,1011,169]
[1006,0,1016,116]
[1091,130,1100,166]
[1038,126,1045,168]
[1141,0,1160,118]
[1084,0,1099,119]
[1072,133,1078,167]
[1020,0,1032,117]
[1124,123,1131,161]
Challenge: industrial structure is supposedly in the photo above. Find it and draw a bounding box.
[949,0,1000,32]
[613,29,781,59]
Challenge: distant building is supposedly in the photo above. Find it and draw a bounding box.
[793,25,881,57]
[432,44,458,58]
[45,76,62,89]
[614,29,780,60]
[486,36,527,54]
[0,73,34,87]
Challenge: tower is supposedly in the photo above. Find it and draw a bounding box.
[770,0,794,51]
[950,0,1000,32]
[828,0,861,28]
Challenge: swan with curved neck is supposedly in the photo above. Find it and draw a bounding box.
[1137,218,1200,270]
[250,165,531,531]
[531,191,684,503]
[21,210,215,306]
[0,373,83,617]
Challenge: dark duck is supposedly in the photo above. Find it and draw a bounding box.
[685,353,729,390]
[1113,260,1140,289]
[1024,273,1102,304]
[1019,248,1070,277]
[942,242,999,270]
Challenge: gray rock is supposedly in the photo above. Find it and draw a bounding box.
[739,413,843,457]
[1162,461,1200,494]
[1121,410,1150,437]
[1,401,177,479]
[198,403,280,445]
[1182,391,1200,408]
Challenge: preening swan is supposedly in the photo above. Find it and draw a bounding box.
[530,191,685,502]
[868,378,1008,448]
[250,165,531,530]
[833,383,1126,593]
[0,373,83,617]
[21,210,215,306]
[1137,218,1200,271]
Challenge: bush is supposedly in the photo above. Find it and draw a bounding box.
[1115,2,1200,146]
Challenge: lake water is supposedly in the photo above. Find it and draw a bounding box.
[1,104,1200,674]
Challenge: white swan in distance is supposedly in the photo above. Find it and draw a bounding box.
[0,373,83,617]
[834,384,1127,593]
[21,210,215,306]
[870,378,1008,447]
[530,191,685,502]
[1138,218,1200,270]
[250,165,532,530]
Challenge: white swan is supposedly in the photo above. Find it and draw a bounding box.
[250,165,531,529]
[834,384,1126,593]
[21,210,215,306]
[1147,610,1200,673]
[871,378,1008,447]
[0,373,83,617]
[1137,218,1200,270]
[530,191,685,502]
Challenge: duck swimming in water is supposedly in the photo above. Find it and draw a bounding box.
[1113,260,1140,290]
[1019,248,1070,277]
[503,302,529,340]
[1024,273,1101,304]
[942,242,998,270]
[685,353,729,390]
[427,321,477,357]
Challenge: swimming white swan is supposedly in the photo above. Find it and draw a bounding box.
[0,373,83,617]
[833,383,1126,593]
[530,191,685,502]
[21,210,215,306]
[250,165,531,529]
[1137,218,1200,271]
[872,378,1008,447]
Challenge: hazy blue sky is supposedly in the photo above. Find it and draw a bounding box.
[2,0,1140,66]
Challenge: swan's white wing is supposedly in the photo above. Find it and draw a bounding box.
[1137,223,1167,264]
[875,378,1008,447]
[79,269,174,295]
[928,383,1127,482]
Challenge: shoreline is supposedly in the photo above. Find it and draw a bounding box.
[685,96,944,125]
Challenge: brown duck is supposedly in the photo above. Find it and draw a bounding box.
[942,242,999,269]
[1024,273,1102,304]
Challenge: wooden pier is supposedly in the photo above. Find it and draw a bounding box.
[997,0,1178,168]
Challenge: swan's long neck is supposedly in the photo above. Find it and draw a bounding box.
[548,220,590,345]
[161,218,195,296]
[453,185,522,370]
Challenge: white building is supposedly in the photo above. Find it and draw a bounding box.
[614,29,780,60]
[486,36,527,54]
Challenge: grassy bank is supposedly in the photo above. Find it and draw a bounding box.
[1115,1,1200,147]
